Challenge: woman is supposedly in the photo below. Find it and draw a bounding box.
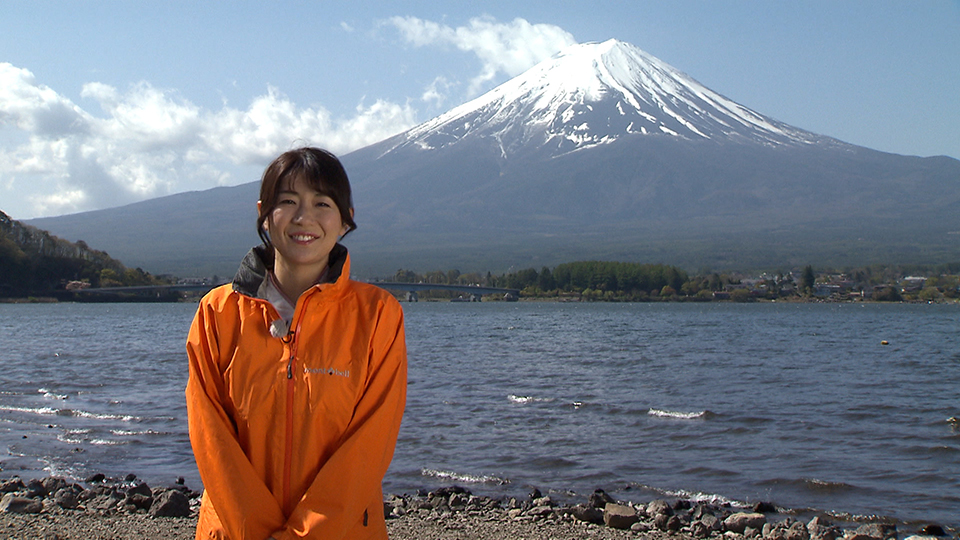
[186,147,407,540]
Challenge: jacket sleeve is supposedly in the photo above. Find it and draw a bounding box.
[186,297,287,540]
[272,298,407,540]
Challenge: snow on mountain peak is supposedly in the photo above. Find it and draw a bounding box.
[398,39,824,157]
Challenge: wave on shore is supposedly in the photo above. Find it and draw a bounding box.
[421,468,510,486]
[647,408,713,420]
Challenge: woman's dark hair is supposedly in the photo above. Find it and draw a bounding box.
[257,147,357,249]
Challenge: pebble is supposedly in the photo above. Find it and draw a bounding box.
[0,474,953,540]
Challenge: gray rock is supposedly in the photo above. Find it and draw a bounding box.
[526,505,554,518]
[588,489,615,508]
[807,516,840,540]
[532,495,553,507]
[568,503,604,524]
[383,495,406,519]
[85,473,106,483]
[786,520,810,540]
[691,503,717,521]
[0,478,25,493]
[919,525,946,536]
[853,523,897,540]
[753,501,777,513]
[0,493,43,514]
[692,520,713,538]
[41,477,67,495]
[90,492,123,513]
[448,492,467,508]
[54,488,79,510]
[697,513,722,532]
[149,489,191,518]
[603,502,639,530]
[125,493,153,511]
[646,499,673,516]
[127,482,152,498]
[25,478,48,498]
[766,528,787,540]
[724,512,767,533]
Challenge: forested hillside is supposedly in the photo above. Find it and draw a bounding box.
[0,210,168,297]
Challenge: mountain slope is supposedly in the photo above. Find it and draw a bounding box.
[390,39,829,156]
[27,40,960,277]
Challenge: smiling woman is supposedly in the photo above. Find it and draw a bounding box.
[185,147,407,540]
[255,149,357,301]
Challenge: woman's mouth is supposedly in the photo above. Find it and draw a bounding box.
[290,233,318,243]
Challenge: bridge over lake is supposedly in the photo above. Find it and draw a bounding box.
[72,282,519,302]
[369,282,520,302]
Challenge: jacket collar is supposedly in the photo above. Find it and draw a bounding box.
[232,243,350,299]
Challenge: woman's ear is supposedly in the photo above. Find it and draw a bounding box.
[257,201,270,234]
[341,208,354,236]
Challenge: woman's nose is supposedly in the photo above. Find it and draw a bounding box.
[292,205,306,222]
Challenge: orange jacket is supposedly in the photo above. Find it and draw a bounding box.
[186,245,406,540]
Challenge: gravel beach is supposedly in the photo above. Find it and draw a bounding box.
[0,507,646,540]
[0,476,953,540]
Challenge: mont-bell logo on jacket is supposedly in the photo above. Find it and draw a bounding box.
[304,365,350,378]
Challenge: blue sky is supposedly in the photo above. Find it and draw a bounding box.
[2,1,958,219]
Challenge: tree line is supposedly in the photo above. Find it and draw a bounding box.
[392,261,695,301]
[1,211,169,297]
[390,261,960,302]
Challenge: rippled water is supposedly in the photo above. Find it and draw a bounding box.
[1,301,958,529]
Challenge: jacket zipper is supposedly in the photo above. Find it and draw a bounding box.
[283,315,303,513]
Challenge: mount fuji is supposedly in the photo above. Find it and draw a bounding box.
[28,40,960,277]
[387,39,828,153]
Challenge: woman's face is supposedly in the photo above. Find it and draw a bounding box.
[262,175,349,277]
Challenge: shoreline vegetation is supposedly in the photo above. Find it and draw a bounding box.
[0,475,954,540]
[1,210,174,301]
[386,262,960,304]
[4,210,960,304]
[3,261,960,304]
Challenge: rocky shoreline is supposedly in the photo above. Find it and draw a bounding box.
[0,475,955,540]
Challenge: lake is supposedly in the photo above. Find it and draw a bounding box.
[0,301,957,529]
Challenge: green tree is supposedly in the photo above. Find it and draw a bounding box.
[918,287,942,302]
[99,268,123,288]
[873,286,902,302]
[537,267,555,291]
[800,266,816,295]
[393,269,417,283]
[730,288,752,302]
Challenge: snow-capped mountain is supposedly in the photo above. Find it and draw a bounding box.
[386,39,830,158]
[28,40,960,277]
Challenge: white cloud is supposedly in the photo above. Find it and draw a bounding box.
[386,15,577,95]
[0,63,419,218]
[0,63,90,137]
[422,76,455,108]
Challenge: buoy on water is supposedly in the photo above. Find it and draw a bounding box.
[880,340,889,346]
